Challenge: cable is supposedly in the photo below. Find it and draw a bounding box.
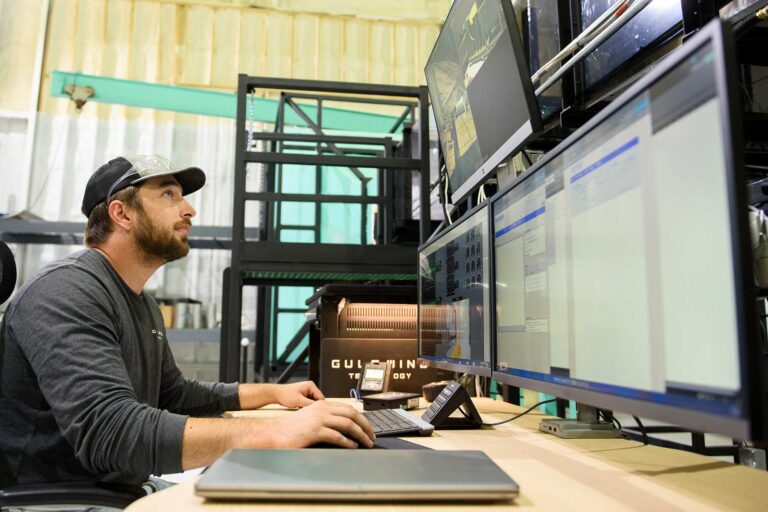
[476,184,487,204]
[599,410,622,432]
[632,415,649,445]
[478,398,558,427]
[440,163,453,225]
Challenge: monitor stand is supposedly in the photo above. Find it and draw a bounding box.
[538,404,621,439]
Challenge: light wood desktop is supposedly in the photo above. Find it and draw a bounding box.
[126,398,768,511]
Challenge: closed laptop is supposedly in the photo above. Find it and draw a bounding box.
[195,449,519,502]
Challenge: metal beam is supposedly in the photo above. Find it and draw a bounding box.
[245,76,423,97]
[249,131,392,146]
[50,71,404,133]
[276,346,310,384]
[276,321,310,366]
[239,242,416,276]
[284,98,368,183]
[287,92,418,108]
[245,192,385,204]
[244,151,421,169]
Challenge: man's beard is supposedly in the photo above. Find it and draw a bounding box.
[134,209,190,263]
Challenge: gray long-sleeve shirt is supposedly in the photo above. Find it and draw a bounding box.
[0,249,240,486]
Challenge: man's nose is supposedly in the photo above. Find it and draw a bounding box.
[182,197,196,218]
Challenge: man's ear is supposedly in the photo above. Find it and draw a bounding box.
[107,200,134,232]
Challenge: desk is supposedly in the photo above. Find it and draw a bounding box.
[126,398,768,511]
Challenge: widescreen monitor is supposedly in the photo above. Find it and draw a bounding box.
[418,205,492,376]
[425,0,541,204]
[491,20,766,441]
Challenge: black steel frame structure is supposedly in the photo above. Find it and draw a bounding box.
[220,75,431,383]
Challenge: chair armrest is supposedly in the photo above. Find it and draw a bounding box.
[0,481,146,509]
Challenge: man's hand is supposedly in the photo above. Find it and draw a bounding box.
[270,381,325,408]
[237,381,324,409]
[272,400,375,449]
[181,395,375,469]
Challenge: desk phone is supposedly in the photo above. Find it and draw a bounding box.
[356,361,392,396]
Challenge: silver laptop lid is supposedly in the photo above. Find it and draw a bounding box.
[195,449,519,502]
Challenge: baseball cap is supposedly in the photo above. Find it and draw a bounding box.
[81,155,206,217]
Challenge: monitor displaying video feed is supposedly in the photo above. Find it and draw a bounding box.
[581,0,682,91]
[418,205,491,376]
[425,0,541,204]
[491,20,766,441]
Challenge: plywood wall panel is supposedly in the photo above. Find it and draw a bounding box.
[369,22,393,85]
[238,10,267,78]
[293,13,318,80]
[317,16,343,82]
[0,0,45,111]
[264,10,293,80]
[393,24,417,87]
[180,5,213,86]
[342,18,369,83]
[211,8,240,88]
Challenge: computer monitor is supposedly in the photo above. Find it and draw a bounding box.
[491,20,767,441]
[418,204,492,377]
[425,0,541,204]
[581,0,682,93]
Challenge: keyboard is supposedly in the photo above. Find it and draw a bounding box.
[362,408,435,437]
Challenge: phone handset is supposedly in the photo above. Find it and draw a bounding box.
[352,361,392,399]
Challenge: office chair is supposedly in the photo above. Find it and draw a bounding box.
[0,240,146,510]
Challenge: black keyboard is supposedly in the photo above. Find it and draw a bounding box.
[362,408,435,437]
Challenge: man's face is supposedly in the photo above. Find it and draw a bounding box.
[132,176,197,263]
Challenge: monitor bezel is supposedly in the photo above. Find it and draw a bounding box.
[417,202,493,377]
[489,20,765,441]
[424,0,542,206]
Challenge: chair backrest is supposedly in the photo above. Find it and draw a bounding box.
[0,241,16,306]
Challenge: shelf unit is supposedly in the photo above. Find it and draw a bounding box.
[221,75,432,383]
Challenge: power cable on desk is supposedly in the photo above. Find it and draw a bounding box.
[457,398,558,427]
[632,415,649,445]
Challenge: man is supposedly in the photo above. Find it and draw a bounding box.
[0,155,374,487]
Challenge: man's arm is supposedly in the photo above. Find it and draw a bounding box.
[237,381,325,410]
[158,341,240,416]
[181,400,375,470]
